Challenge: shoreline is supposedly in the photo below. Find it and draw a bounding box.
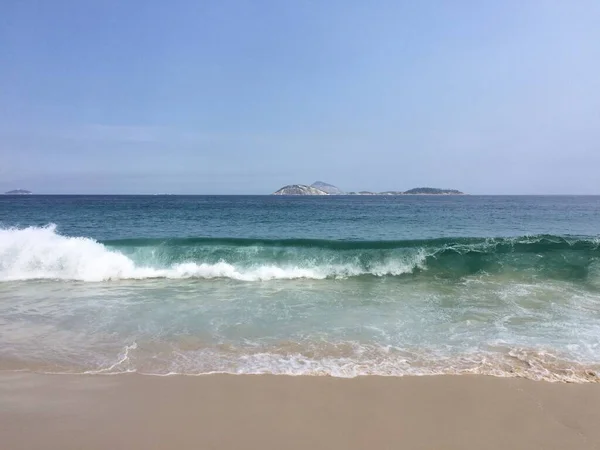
[2,372,599,449]
[1,366,599,383]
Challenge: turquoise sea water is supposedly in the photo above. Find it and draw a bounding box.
[1,195,600,381]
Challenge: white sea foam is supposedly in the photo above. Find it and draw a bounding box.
[0,225,422,282]
[84,342,138,375]
[23,343,600,383]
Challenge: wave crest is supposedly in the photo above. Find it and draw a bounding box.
[1,225,599,282]
[0,225,423,281]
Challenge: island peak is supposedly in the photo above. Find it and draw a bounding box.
[311,181,344,195]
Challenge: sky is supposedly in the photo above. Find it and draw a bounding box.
[1,0,599,194]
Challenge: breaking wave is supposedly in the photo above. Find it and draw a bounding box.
[1,225,599,282]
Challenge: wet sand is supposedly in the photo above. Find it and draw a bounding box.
[1,373,599,450]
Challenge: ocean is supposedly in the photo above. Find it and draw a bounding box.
[1,195,599,381]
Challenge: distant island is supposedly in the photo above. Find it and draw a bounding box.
[403,187,464,195]
[310,181,344,195]
[4,189,32,195]
[272,185,329,195]
[272,182,464,196]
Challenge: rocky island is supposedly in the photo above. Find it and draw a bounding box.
[310,181,344,195]
[272,185,328,195]
[403,187,464,195]
[272,182,464,196]
[4,189,32,195]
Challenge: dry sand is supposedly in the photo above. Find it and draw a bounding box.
[1,372,599,450]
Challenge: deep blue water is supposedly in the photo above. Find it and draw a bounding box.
[2,195,600,240]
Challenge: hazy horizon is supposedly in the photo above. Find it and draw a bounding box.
[2,1,600,195]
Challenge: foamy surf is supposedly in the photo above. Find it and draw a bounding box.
[5,341,599,383]
[0,225,421,281]
[2,225,600,282]
[0,224,145,282]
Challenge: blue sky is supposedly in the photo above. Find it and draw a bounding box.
[1,0,599,194]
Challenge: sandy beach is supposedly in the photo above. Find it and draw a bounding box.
[1,373,599,450]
